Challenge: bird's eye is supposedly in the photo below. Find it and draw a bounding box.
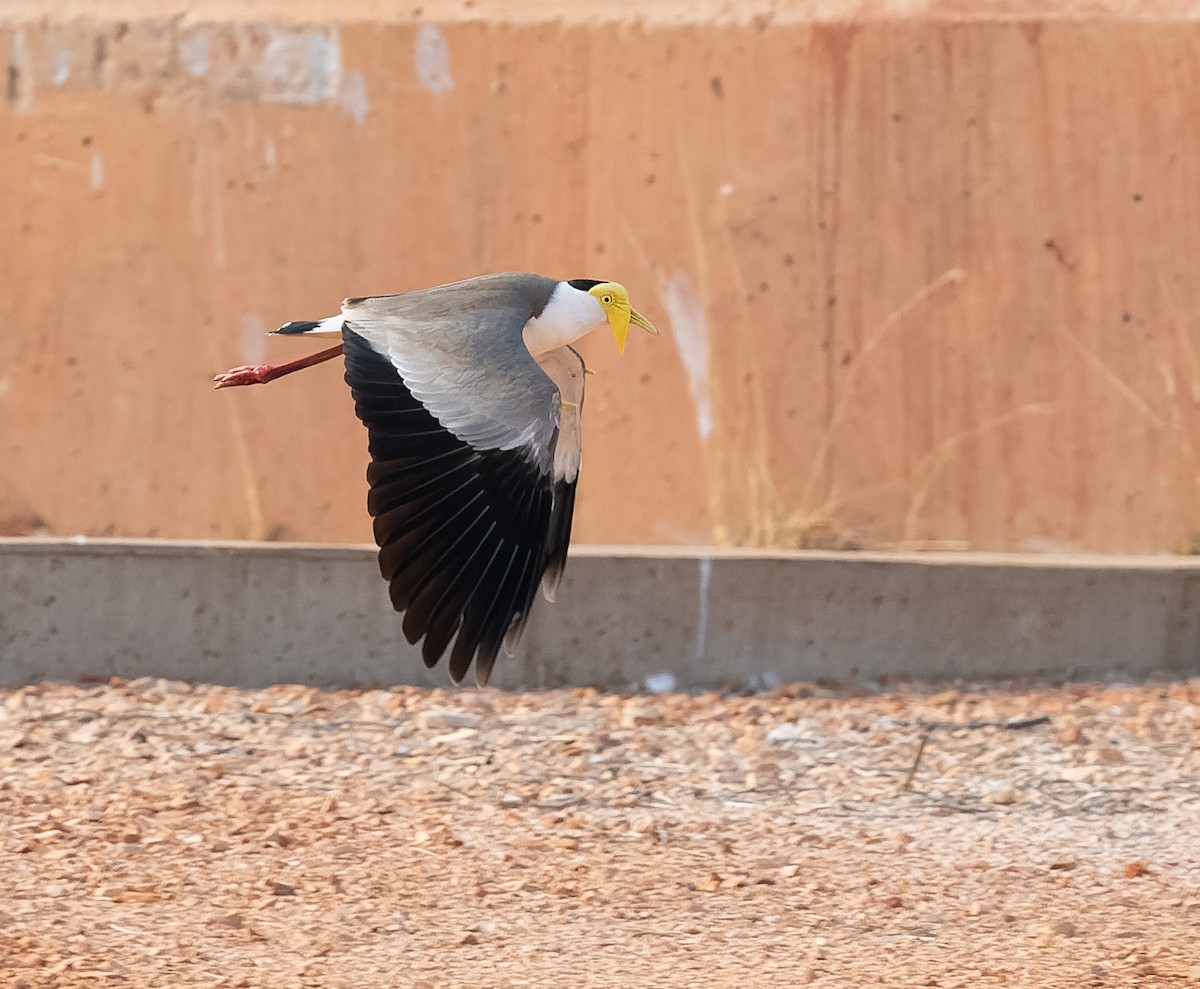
[602,295,612,305]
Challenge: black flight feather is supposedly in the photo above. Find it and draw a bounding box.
[342,328,565,685]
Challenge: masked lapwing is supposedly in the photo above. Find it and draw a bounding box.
[214,272,657,685]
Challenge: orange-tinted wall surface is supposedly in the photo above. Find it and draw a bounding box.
[3,2,1200,553]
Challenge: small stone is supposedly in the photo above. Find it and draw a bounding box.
[766,724,805,744]
[1056,766,1093,782]
[620,705,663,728]
[644,672,677,694]
[415,709,481,731]
[202,691,228,714]
[116,890,161,903]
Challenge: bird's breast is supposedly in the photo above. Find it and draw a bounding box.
[522,312,604,356]
[523,282,607,355]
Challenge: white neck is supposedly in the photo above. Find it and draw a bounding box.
[523,282,607,355]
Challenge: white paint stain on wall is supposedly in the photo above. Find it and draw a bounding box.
[51,49,71,85]
[89,152,104,189]
[240,314,268,366]
[694,555,712,665]
[180,34,210,78]
[414,24,454,94]
[664,270,714,441]
[339,70,369,124]
[257,29,341,105]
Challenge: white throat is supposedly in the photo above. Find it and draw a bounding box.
[523,282,607,355]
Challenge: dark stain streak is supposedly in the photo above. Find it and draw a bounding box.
[710,76,724,100]
[5,63,16,105]
[93,36,108,87]
[1043,238,1076,272]
[811,21,859,487]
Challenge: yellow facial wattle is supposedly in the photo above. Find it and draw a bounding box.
[587,281,658,355]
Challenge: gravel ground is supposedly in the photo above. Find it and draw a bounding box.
[1,678,1198,988]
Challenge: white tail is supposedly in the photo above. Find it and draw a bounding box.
[273,315,344,337]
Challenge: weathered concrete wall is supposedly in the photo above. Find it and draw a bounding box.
[2,539,1198,688]
[3,4,1200,552]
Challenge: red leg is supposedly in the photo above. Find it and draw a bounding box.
[213,344,345,389]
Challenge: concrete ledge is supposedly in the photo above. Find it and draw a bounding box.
[2,539,1198,689]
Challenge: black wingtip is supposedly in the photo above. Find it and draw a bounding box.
[273,320,322,335]
[342,328,563,687]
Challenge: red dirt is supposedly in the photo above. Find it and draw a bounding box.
[1,679,1198,987]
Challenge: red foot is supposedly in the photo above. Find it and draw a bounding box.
[213,364,274,388]
[212,344,345,390]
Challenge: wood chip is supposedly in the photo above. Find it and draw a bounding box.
[0,680,1196,985]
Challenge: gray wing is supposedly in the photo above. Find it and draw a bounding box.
[343,272,560,463]
[339,274,582,686]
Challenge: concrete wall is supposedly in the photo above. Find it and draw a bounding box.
[4,3,1200,553]
[2,539,1198,688]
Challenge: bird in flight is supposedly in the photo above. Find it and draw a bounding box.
[214,272,657,685]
